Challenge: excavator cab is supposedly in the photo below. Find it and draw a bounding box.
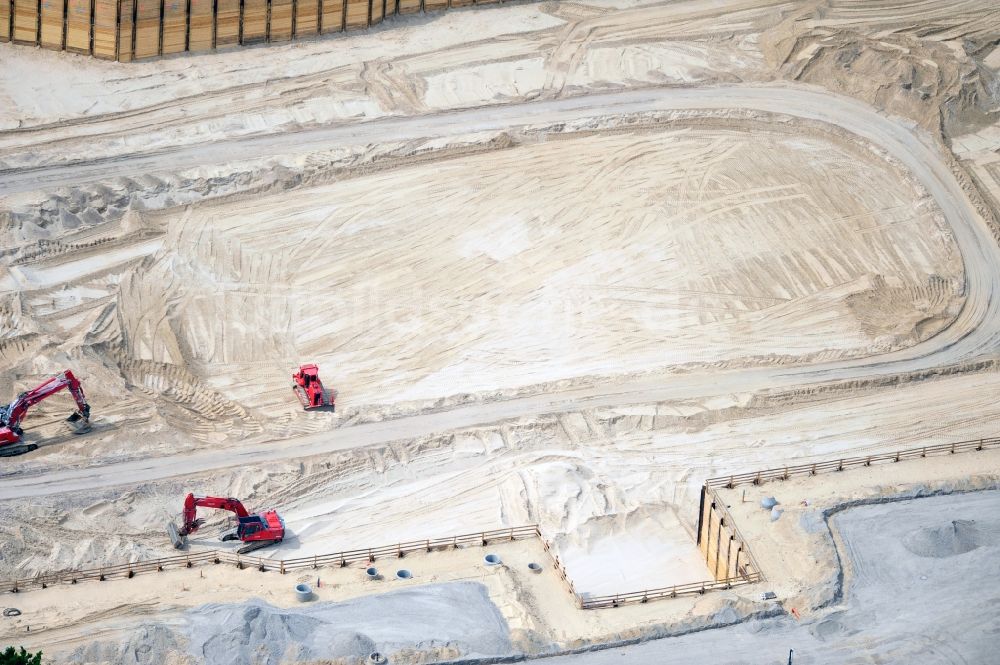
[218,513,285,551]
[237,516,265,539]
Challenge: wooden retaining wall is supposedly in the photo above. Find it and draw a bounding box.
[696,485,763,582]
[0,0,506,60]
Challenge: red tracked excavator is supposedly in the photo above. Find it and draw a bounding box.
[0,370,92,457]
[168,493,285,555]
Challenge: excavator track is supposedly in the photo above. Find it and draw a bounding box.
[237,539,280,555]
[0,444,38,458]
[293,384,332,411]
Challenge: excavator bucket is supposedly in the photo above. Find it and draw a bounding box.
[66,411,91,435]
[167,521,187,549]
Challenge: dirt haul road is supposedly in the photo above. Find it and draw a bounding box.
[0,83,996,500]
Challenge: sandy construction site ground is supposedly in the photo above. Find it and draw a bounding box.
[3,436,998,663]
[2,0,1000,662]
[70,123,962,412]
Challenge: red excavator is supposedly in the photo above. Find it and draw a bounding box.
[0,370,92,457]
[168,493,285,555]
[292,363,334,410]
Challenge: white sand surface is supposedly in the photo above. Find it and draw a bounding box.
[2,0,1000,660]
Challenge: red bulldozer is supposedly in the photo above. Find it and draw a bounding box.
[292,363,334,410]
[0,370,92,457]
[168,493,285,555]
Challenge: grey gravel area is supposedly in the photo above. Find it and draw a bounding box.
[187,581,513,665]
[541,490,1000,665]
[69,624,184,665]
[69,581,514,665]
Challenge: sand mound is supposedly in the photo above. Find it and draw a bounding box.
[327,631,377,660]
[186,582,512,665]
[69,624,185,665]
[761,4,1000,134]
[194,603,323,665]
[808,610,863,642]
[902,519,982,558]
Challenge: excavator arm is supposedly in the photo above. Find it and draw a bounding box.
[0,370,92,455]
[177,493,251,537]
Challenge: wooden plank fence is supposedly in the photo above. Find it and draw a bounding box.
[3,525,537,593]
[0,0,516,59]
[275,525,539,572]
[580,571,764,610]
[705,437,1000,490]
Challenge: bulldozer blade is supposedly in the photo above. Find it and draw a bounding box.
[66,412,92,435]
[167,522,187,550]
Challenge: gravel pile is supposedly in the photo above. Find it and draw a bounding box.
[902,519,982,558]
[185,581,513,665]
